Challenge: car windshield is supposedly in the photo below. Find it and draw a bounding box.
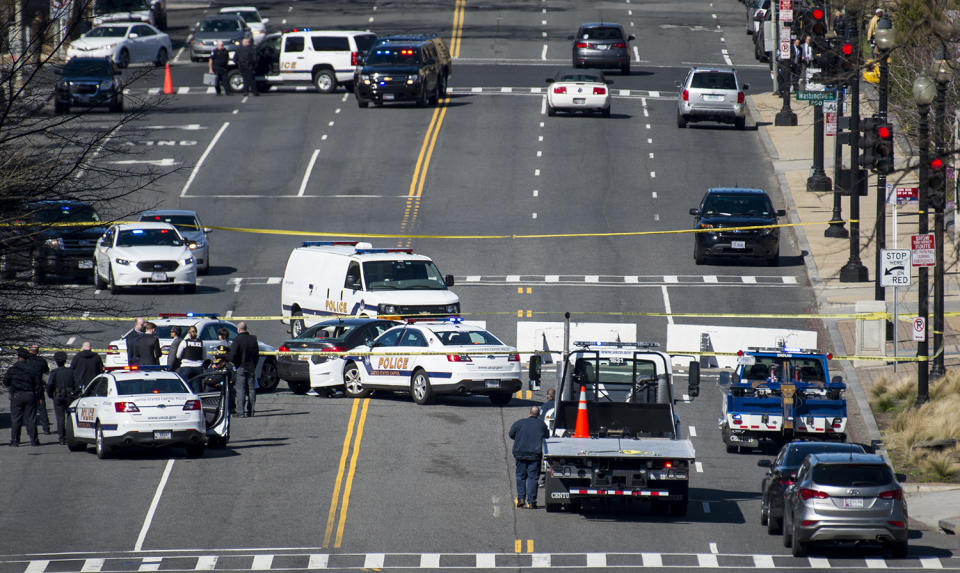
[32,204,100,224]
[740,355,826,384]
[298,323,359,341]
[435,330,504,346]
[86,26,128,37]
[62,59,113,77]
[701,194,773,217]
[557,73,603,83]
[690,71,738,90]
[365,47,418,65]
[580,27,623,40]
[785,444,864,467]
[362,260,446,290]
[115,377,190,395]
[116,228,184,247]
[225,10,260,22]
[95,0,147,13]
[811,463,893,487]
[141,214,201,233]
[200,19,241,33]
[568,355,658,390]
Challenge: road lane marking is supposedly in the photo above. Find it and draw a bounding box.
[133,459,175,551]
[81,558,104,572]
[865,558,888,568]
[541,95,546,114]
[66,336,76,345]
[641,553,661,567]
[323,398,361,548]
[193,556,217,570]
[180,121,229,197]
[25,562,49,573]
[138,557,161,571]
[695,461,703,472]
[633,46,640,62]
[363,554,384,568]
[754,555,775,568]
[307,554,328,569]
[541,44,548,60]
[921,557,943,568]
[709,543,718,554]
[450,0,466,58]
[476,554,496,568]
[698,553,718,567]
[661,285,674,325]
[251,555,273,570]
[688,425,697,437]
[333,399,371,548]
[809,557,831,567]
[531,553,550,567]
[420,553,441,568]
[298,149,321,197]
[586,553,606,567]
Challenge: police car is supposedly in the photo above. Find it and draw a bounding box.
[344,319,522,405]
[104,313,280,391]
[64,367,206,458]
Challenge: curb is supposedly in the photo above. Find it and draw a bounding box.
[940,517,960,535]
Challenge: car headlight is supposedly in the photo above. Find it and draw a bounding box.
[379,304,398,314]
[104,42,118,50]
[115,257,130,265]
[444,303,459,313]
[44,238,64,249]
[100,79,113,90]
[406,74,419,84]
[184,257,194,265]
[188,241,199,250]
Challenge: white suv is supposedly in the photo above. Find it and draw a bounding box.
[94,222,197,294]
[256,29,378,93]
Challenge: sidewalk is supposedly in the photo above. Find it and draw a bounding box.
[749,91,960,536]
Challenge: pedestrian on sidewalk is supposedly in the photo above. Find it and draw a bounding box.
[509,406,549,509]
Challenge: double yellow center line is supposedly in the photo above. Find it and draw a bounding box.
[322,398,370,548]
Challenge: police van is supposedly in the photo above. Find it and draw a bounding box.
[280,241,460,336]
[249,29,378,93]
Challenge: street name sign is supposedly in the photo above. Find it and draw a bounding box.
[798,91,837,101]
[880,249,911,287]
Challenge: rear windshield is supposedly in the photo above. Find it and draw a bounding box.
[435,330,503,346]
[33,204,100,223]
[785,444,864,466]
[580,27,623,40]
[62,59,113,76]
[691,72,738,90]
[558,73,603,83]
[116,228,184,247]
[355,34,378,54]
[225,10,260,23]
[740,355,825,384]
[141,214,200,233]
[701,194,774,217]
[200,19,242,33]
[811,463,893,487]
[95,0,147,13]
[366,47,418,65]
[116,378,190,395]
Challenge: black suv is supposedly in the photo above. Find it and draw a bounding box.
[354,34,451,107]
[689,187,785,266]
[0,200,105,283]
[55,57,123,114]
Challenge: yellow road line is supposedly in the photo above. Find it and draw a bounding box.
[323,398,361,548]
[451,0,465,58]
[408,106,443,199]
[334,398,371,548]
[415,101,449,199]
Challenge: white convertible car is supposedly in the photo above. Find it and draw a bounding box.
[546,69,613,117]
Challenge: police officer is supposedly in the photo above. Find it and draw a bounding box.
[236,37,259,96]
[26,344,51,435]
[177,325,205,393]
[209,41,231,95]
[167,325,183,371]
[3,348,41,446]
[46,351,77,445]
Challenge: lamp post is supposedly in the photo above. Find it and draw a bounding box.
[930,48,953,379]
[913,74,936,406]
[825,85,849,238]
[775,24,798,126]
[839,9,869,282]
[873,17,895,302]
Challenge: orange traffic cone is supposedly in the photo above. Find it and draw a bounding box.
[162,63,174,95]
[573,385,590,438]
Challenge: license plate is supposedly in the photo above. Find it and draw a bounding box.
[383,93,395,100]
[153,430,172,440]
[78,259,93,269]
[299,354,311,361]
[731,240,746,249]
[573,98,586,104]
[485,380,500,389]
[704,94,725,101]
[151,272,168,281]
[842,497,864,508]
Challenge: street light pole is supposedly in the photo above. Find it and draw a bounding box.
[913,75,936,406]
[930,49,953,379]
[873,17,895,301]
[839,9,868,282]
[775,14,798,127]
[808,103,833,191]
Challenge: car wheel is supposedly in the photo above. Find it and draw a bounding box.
[767,514,782,534]
[66,423,86,451]
[428,81,439,105]
[410,369,434,405]
[109,95,123,113]
[760,496,768,526]
[621,63,630,75]
[602,106,611,117]
[117,49,130,69]
[94,265,107,289]
[183,283,197,294]
[438,73,448,98]
[257,360,280,392]
[735,116,746,130]
[154,47,168,67]
[95,423,111,459]
[199,259,209,275]
[290,310,305,337]
[678,112,688,128]
[782,513,793,547]
[547,105,556,117]
[416,86,429,107]
[790,521,808,557]
[227,70,244,94]
[313,69,337,93]
[185,443,205,458]
[31,253,45,284]
[357,98,369,108]
[108,265,121,294]
[694,242,706,265]
[767,250,780,266]
[54,100,69,114]
[488,391,512,405]
[343,362,370,398]
[288,380,309,395]
[889,540,908,559]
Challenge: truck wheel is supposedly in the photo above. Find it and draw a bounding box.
[670,501,688,516]
[95,423,111,459]
[313,69,337,93]
[488,391,512,405]
[290,310,305,337]
[288,380,309,395]
[343,362,370,398]
[410,369,434,405]
[257,360,280,392]
[227,69,245,93]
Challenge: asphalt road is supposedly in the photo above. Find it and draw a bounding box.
[3,0,959,571]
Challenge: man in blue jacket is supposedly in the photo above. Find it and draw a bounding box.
[509,406,549,509]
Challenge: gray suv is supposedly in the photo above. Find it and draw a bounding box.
[676,67,749,130]
[570,23,634,75]
[783,453,908,558]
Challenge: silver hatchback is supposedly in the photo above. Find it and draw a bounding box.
[676,67,749,130]
[783,453,908,558]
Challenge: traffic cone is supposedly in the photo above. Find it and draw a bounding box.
[162,63,174,95]
[573,385,590,438]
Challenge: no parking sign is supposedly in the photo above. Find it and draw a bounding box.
[913,317,926,342]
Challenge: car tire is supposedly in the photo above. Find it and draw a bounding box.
[760,497,768,526]
[67,440,87,452]
[678,112,688,128]
[54,100,69,114]
[782,513,793,547]
[438,73,448,98]
[890,540,908,559]
[109,95,123,113]
[547,105,557,117]
[357,98,369,108]
[428,81,439,105]
[31,254,45,285]
[95,423,111,459]
[767,250,780,266]
[108,265,121,294]
[257,360,280,392]
[288,380,310,395]
[313,69,337,93]
[227,69,244,94]
[183,283,197,294]
[767,513,782,534]
[416,86,429,107]
[735,116,746,130]
[621,63,630,75]
[694,242,706,265]
[117,49,130,69]
[185,443,205,458]
[488,391,512,405]
[94,266,107,289]
[410,369,434,405]
[790,522,808,557]
[343,362,370,398]
[602,106,611,117]
[154,47,168,67]
[290,310,305,337]
[199,260,209,276]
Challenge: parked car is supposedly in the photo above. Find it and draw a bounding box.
[54,57,124,114]
[676,66,749,130]
[93,222,197,293]
[783,453,908,558]
[746,0,769,35]
[67,22,171,68]
[569,22,634,75]
[689,187,785,265]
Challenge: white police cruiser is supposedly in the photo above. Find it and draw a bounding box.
[64,366,206,458]
[343,318,522,405]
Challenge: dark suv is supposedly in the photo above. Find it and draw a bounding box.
[354,35,451,107]
[55,57,123,114]
[689,187,785,266]
[570,22,634,75]
[0,200,105,283]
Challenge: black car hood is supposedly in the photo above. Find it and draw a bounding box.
[361,65,420,75]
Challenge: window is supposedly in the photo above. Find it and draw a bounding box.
[199,18,242,33]
[811,463,893,487]
[690,72,738,90]
[115,228,184,247]
[355,34,378,53]
[86,26,128,38]
[92,378,109,397]
[312,36,350,51]
[300,323,356,341]
[362,260,447,290]
[133,25,155,36]
[285,36,304,52]
[365,47,419,65]
[436,330,503,346]
[140,214,201,233]
[702,194,773,217]
[33,203,101,224]
[116,377,190,395]
[580,27,624,41]
[398,330,428,347]
[200,324,220,341]
[219,323,238,339]
[345,262,361,289]
[374,328,402,347]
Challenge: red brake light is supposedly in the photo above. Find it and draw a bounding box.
[575,42,593,49]
[878,489,903,500]
[447,354,472,362]
[593,87,606,95]
[682,89,689,101]
[107,344,119,354]
[322,346,347,352]
[664,461,673,468]
[508,353,520,362]
[115,402,140,413]
[779,478,793,486]
[183,399,201,411]
[826,353,833,360]
[554,86,567,94]
[736,350,744,356]
[737,91,745,104]
[612,42,625,48]
[800,520,819,526]
[888,520,905,528]
[279,345,289,353]
[800,488,829,500]
[351,51,357,66]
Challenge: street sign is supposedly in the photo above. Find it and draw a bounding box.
[778,0,791,9]
[797,91,837,101]
[779,9,793,21]
[912,317,926,342]
[804,68,825,92]
[824,100,837,136]
[896,187,919,204]
[880,249,911,287]
[911,233,935,267]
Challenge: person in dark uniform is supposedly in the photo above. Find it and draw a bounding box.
[26,344,51,435]
[228,321,259,417]
[71,341,103,388]
[509,406,549,509]
[46,351,78,445]
[176,325,205,392]
[209,41,231,95]
[133,322,162,366]
[3,348,41,446]
[236,37,259,96]
[167,326,183,372]
[125,317,145,365]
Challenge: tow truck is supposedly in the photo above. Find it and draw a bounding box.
[540,340,700,515]
[719,346,847,452]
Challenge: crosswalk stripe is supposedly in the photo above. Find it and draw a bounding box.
[531,554,550,567]
[24,561,48,573]
[742,276,758,284]
[782,276,797,284]
[81,558,104,572]
[363,554,384,569]
[753,555,775,568]
[585,275,599,283]
[545,275,559,282]
[138,557,161,572]
[624,275,639,283]
[865,557,887,568]
[307,554,328,569]
[251,555,273,570]
[194,556,217,570]
[921,557,944,569]
[664,275,679,283]
[476,554,496,568]
[641,553,662,567]
[704,275,718,283]
[697,554,718,568]
[586,553,606,567]
[808,557,831,568]
[420,553,441,568]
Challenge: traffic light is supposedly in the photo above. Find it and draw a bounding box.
[809,7,827,36]
[839,42,856,72]
[928,157,946,209]
[874,122,894,174]
[859,118,879,170]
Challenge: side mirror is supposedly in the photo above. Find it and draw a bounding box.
[689,208,700,216]
[444,274,455,287]
[262,17,269,24]
[545,78,554,84]
[742,83,750,90]
[627,34,636,41]
[128,33,139,39]
[687,361,700,398]
[776,209,786,217]
[529,354,542,383]
[203,228,212,233]
[757,459,772,468]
